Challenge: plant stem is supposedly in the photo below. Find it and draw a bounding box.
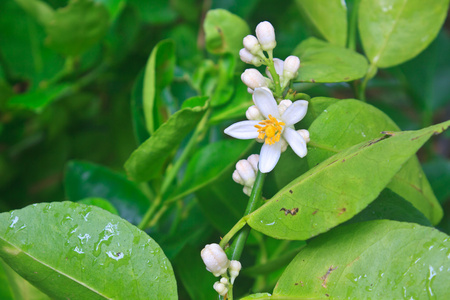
[266,51,282,99]
[137,194,162,230]
[357,63,377,101]
[347,0,360,51]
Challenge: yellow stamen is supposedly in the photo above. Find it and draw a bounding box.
[254,114,285,145]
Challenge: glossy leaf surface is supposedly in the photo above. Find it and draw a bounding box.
[247,120,450,240]
[143,39,176,134]
[293,38,368,83]
[306,100,442,224]
[204,9,250,55]
[257,220,450,299]
[45,0,110,56]
[294,0,347,46]
[125,97,208,182]
[77,198,119,216]
[359,0,450,68]
[0,202,177,299]
[65,161,149,225]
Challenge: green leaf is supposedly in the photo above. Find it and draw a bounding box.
[294,0,347,47]
[125,98,209,182]
[0,259,51,300]
[8,84,70,110]
[45,0,110,56]
[306,100,442,224]
[271,220,449,299]
[247,120,450,240]
[346,189,432,227]
[168,139,253,202]
[65,160,149,225]
[0,202,177,299]
[77,198,119,216]
[93,0,126,20]
[358,0,450,68]
[14,0,54,26]
[131,72,150,145]
[143,39,176,134]
[423,156,450,204]
[210,54,236,107]
[298,96,340,129]
[204,9,250,55]
[128,0,176,24]
[293,38,368,83]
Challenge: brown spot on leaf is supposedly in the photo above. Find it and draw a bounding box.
[344,77,350,80]
[289,190,293,194]
[325,294,330,297]
[311,78,316,83]
[312,210,318,215]
[320,266,338,288]
[338,208,347,216]
[280,207,299,216]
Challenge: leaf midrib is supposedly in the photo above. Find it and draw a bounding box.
[0,236,110,299]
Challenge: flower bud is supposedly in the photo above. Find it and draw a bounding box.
[241,69,268,90]
[246,105,263,120]
[213,282,228,296]
[297,129,310,143]
[247,154,259,171]
[247,87,254,94]
[239,48,263,67]
[283,56,300,80]
[229,260,242,284]
[243,186,252,196]
[243,35,262,55]
[232,170,244,185]
[220,277,229,285]
[236,159,256,187]
[280,137,288,152]
[266,58,284,80]
[255,21,276,51]
[278,100,292,116]
[201,244,230,277]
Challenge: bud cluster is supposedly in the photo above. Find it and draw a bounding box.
[201,243,242,297]
[232,154,259,196]
[240,21,301,95]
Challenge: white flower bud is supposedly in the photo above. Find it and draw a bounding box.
[243,186,252,196]
[239,48,263,67]
[229,260,242,284]
[297,129,310,143]
[278,100,292,116]
[201,244,230,277]
[243,35,262,55]
[213,282,228,296]
[247,154,259,171]
[255,21,276,51]
[246,105,263,120]
[236,159,256,187]
[241,69,267,90]
[220,277,229,285]
[232,170,244,185]
[283,56,300,80]
[247,87,254,94]
[266,58,284,80]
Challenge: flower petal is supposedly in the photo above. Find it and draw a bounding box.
[253,87,280,119]
[283,127,307,158]
[281,100,308,126]
[259,142,282,173]
[224,120,260,139]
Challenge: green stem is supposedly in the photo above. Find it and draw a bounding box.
[137,194,162,230]
[227,171,266,260]
[266,51,282,99]
[347,0,360,50]
[357,63,377,101]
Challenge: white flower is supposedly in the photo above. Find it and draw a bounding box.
[213,282,228,296]
[229,260,242,284]
[255,21,276,51]
[224,87,308,173]
[201,243,230,276]
[241,69,269,91]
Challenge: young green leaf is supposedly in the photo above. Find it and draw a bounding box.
[8,84,70,111]
[359,0,450,68]
[247,120,450,240]
[93,0,126,20]
[268,220,449,299]
[131,72,150,145]
[65,160,149,225]
[143,39,176,134]
[204,9,250,55]
[77,198,119,216]
[307,100,442,224]
[14,0,54,26]
[294,0,347,47]
[45,0,110,56]
[0,202,177,299]
[292,38,368,83]
[124,97,209,182]
[210,54,236,107]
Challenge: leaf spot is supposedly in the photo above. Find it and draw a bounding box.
[320,266,338,288]
[280,207,299,216]
[289,190,293,194]
[312,210,318,215]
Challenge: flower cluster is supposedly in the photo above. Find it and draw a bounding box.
[225,21,310,175]
[232,154,259,196]
[201,244,241,297]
